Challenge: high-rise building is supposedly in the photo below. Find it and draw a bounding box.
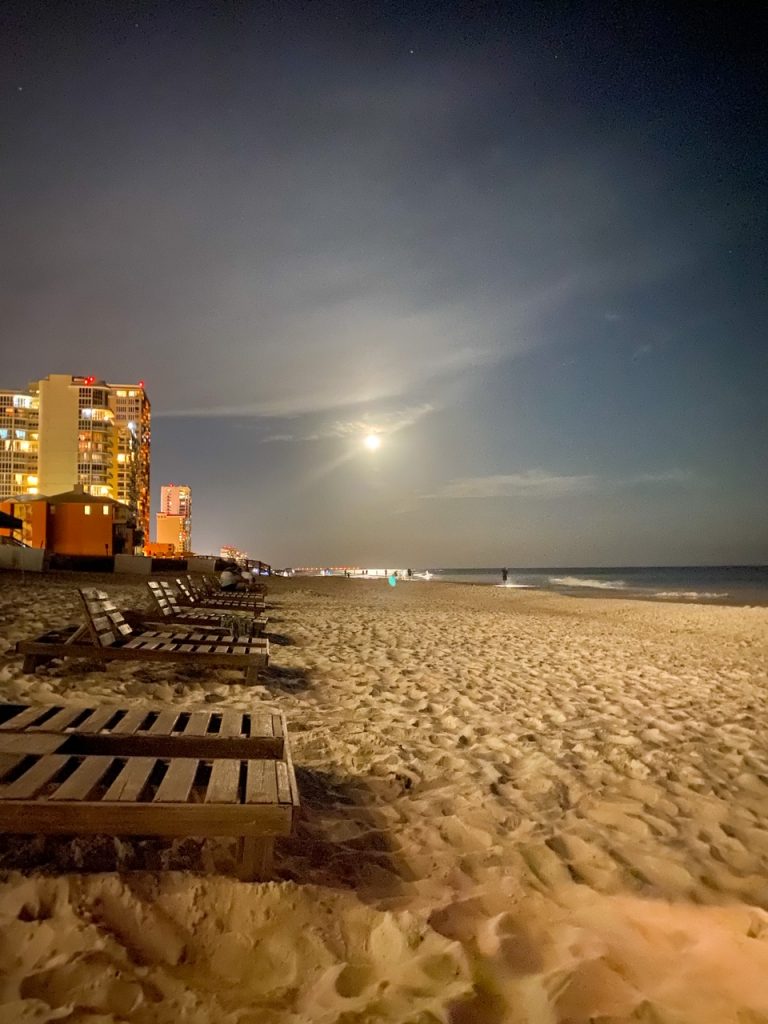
[0,374,151,550]
[108,381,151,546]
[156,483,191,552]
[0,389,40,497]
[159,483,191,517]
[37,374,116,498]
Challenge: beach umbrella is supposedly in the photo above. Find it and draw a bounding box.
[0,510,23,530]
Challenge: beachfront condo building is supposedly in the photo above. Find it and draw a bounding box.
[0,389,40,497]
[0,374,151,546]
[156,483,191,553]
[108,381,152,546]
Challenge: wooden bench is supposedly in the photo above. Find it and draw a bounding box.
[177,576,266,614]
[16,589,269,682]
[0,702,299,879]
[147,581,268,635]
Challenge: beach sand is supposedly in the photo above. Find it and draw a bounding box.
[0,571,767,1022]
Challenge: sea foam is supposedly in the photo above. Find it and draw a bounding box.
[550,576,627,590]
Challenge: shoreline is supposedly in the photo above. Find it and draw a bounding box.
[336,573,768,608]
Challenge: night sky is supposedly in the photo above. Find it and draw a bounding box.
[3,2,766,566]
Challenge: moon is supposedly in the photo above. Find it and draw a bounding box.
[363,433,381,451]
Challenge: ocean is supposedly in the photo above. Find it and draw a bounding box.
[424,566,768,606]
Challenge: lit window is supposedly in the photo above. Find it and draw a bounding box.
[128,390,136,397]
[117,453,126,463]
[116,390,127,397]
[84,505,91,515]
[102,505,110,515]
[27,476,38,485]
[28,487,38,495]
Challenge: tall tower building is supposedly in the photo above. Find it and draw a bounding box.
[0,389,40,497]
[37,374,117,498]
[156,483,191,553]
[108,381,151,546]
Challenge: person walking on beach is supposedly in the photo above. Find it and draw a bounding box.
[501,567,508,584]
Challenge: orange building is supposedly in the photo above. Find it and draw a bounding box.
[0,486,133,556]
[145,541,175,557]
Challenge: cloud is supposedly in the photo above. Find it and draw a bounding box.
[632,343,653,361]
[255,402,435,443]
[428,470,597,499]
[627,468,694,484]
[425,467,695,500]
[305,403,435,441]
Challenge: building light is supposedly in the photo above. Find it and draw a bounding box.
[102,505,110,515]
[84,505,91,515]
[27,476,38,485]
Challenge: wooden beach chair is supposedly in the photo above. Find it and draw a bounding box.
[0,702,298,879]
[146,581,268,635]
[16,589,269,682]
[176,576,266,614]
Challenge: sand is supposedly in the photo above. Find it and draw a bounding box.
[0,571,767,1022]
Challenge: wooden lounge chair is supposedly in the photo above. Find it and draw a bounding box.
[16,589,269,682]
[0,702,298,879]
[176,576,265,614]
[146,580,268,635]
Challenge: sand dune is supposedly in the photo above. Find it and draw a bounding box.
[0,572,767,1022]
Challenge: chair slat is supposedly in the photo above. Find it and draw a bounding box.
[154,758,198,803]
[183,711,212,736]
[103,757,156,801]
[111,709,150,734]
[49,756,113,801]
[76,706,120,734]
[1,755,69,799]
[148,710,180,736]
[205,760,240,803]
[244,760,277,804]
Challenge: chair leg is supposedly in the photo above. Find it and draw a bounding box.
[22,654,43,673]
[238,837,273,881]
[245,665,261,684]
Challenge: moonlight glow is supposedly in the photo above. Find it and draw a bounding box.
[364,433,381,451]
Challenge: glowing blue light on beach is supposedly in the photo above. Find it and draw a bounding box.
[388,575,397,586]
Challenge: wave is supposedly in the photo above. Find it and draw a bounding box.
[654,591,729,600]
[549,576,627,590]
